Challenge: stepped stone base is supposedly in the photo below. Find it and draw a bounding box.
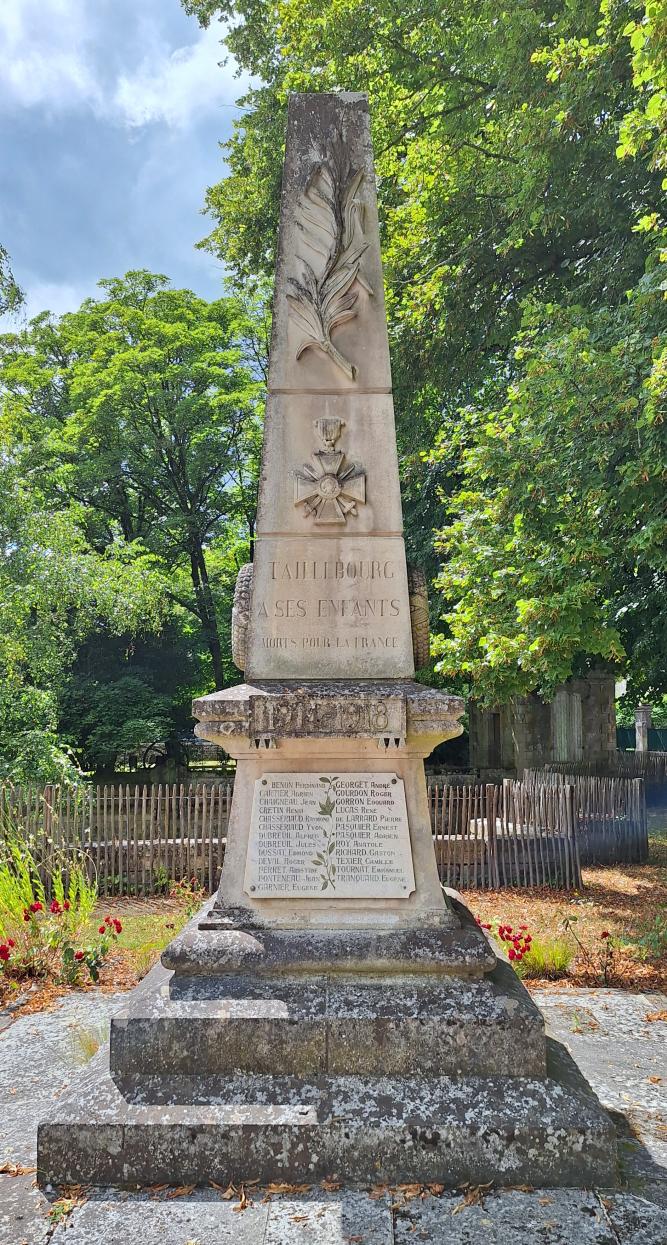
[38,940,617,1191]
[109,961,546,1079]
[38,1037,615,1189]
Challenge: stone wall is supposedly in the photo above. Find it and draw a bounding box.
[469,670,617,775]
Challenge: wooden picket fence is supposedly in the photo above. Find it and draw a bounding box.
[523,770,648,865]
[429,780,582,890]
[0,782,232,898]
[0,771,648,896]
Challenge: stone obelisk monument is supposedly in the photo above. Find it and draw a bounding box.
[39,94,616,1191]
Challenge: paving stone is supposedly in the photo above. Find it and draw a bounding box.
[605,1191,667,1244]
[264,1190,393,1243]
[1,1099,51,1168]
[393,1188,667,1244]
[47,1193,269,1244]
[0,1174,47,1245]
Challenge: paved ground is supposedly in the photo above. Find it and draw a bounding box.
[0,987,665,1244]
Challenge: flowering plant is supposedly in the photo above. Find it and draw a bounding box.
[476,916,533,963]
[0,825,120,987]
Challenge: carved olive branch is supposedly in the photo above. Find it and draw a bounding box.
[287,129,373,381]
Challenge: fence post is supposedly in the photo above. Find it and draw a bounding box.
[565,783,581,889]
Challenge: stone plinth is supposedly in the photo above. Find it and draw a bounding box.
[193,680,463,931]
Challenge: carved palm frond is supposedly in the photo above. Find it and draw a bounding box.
[287,129,374,381]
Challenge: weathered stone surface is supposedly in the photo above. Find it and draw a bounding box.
[109,959,546,1080]
[393,1189,667,1245]
[38,1036,615,1189]
[193,679,463,747]
[161,907,496,976]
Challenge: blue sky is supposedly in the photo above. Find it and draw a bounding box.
[0,0,248,321]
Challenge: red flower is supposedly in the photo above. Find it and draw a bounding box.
[600,930,610,940]
[30,901,43,913]
[7,939,14,947]
[508,948,517,960]
[98,925,106,935]
[112,919,122,934]
[105,915,113,926]
[23,909,31,922]
[63,900,70,911]
[482,922,492,930]
[50,900,61,914]
[0,945,10,961]
[74,950,84,961]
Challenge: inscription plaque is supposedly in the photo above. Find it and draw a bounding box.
[244,772,415,899]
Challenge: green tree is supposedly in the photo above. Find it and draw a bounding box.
[0,467,166,782]
[0,245,23,317]
[432,269,666,704]
[0,271,262,690]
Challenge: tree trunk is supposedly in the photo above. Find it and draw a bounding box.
[189,544,225,690]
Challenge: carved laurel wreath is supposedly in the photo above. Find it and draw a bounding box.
[287,129,373,381]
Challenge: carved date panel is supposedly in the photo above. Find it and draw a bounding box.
[248,693,406,740]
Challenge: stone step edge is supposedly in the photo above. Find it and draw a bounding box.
[38,1040,616,1191]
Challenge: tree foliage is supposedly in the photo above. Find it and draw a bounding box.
[0,467,166,782]
[0,272,262,778]
[433,272,667,704]
[184,0,666,701]
[0,272,262,693]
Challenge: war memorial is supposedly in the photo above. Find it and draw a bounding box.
[38,92,617,1191]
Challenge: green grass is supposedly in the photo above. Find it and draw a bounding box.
[84,907,190,979]
[516,936,574,980]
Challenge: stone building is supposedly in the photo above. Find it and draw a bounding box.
[468,669,617,775]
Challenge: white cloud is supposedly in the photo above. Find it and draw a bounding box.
[0,0,101,112]
[113,23,241,129]
[20,278,90,321]
[0,0,245,129]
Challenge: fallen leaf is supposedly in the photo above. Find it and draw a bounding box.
[321,1178,342,1191]
[428,1183,445,1195]
[0,1163,36,1177]
[232,1184,253,1213]
[538,1196,553,1205]
[291,1215,310,1223]
[645,1010,667,1022]
[263,1181,311,1196]
[452,1181,494,1214]
[166,1184,196,1199]
[648,1076,662,1084]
